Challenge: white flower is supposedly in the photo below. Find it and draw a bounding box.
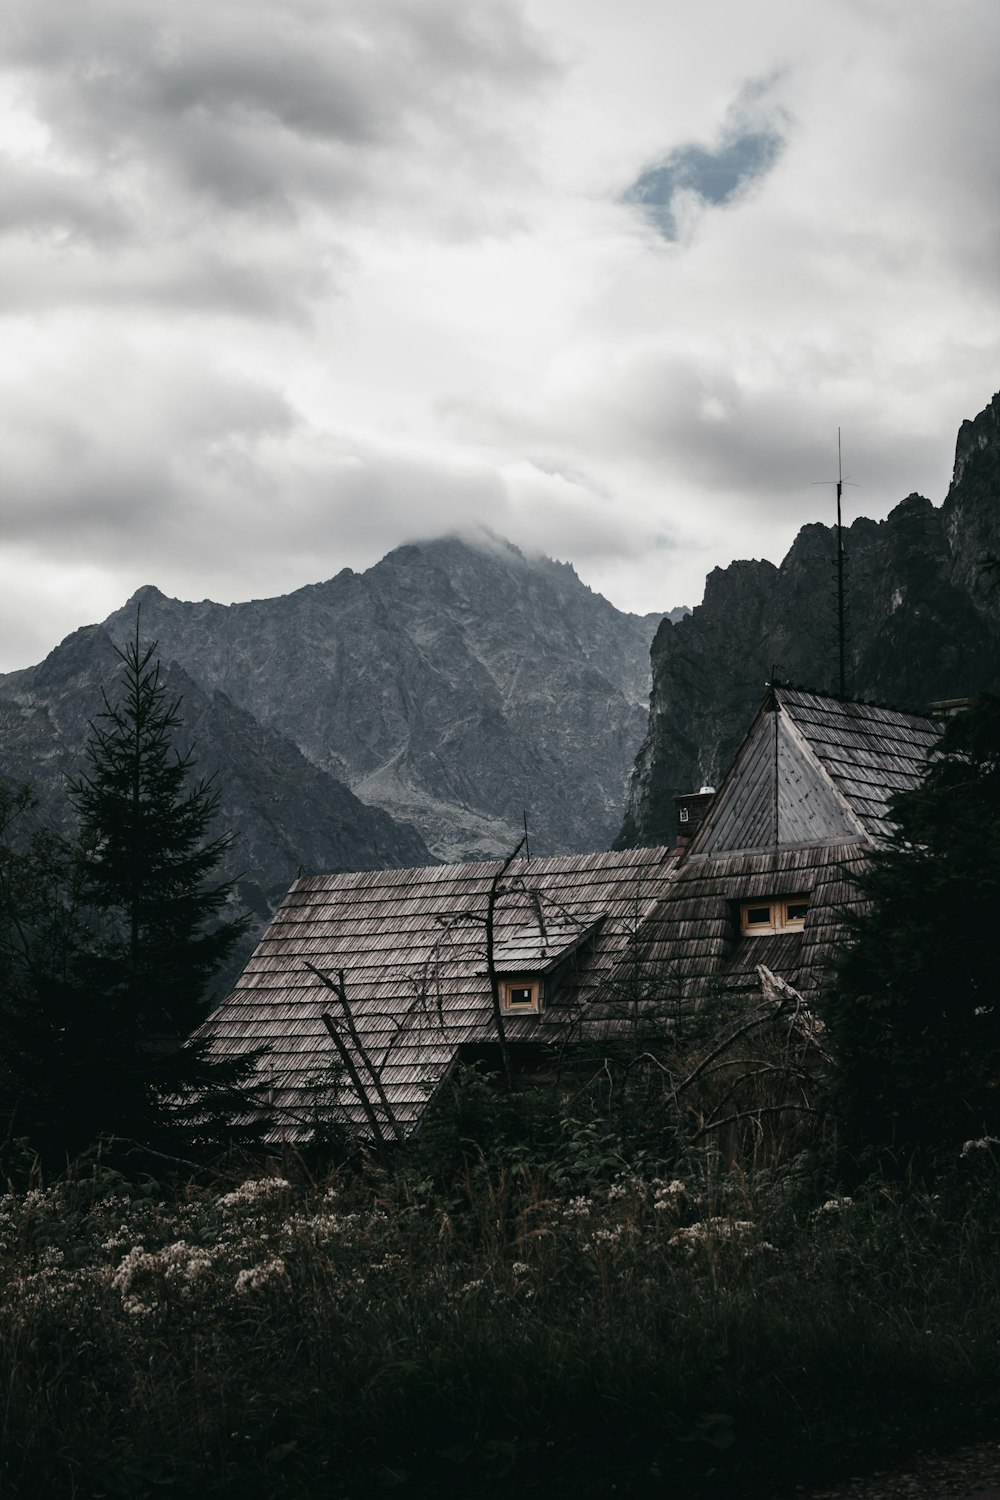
[235,1256,288,1295]
[960,1137,1000,1157]
[814,1196,854,1215]
[669,1218,755,1253]
[111,1240,214,1300]
[216,1178,290,1213]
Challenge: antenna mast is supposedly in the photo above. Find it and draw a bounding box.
[835,428,846,699]
[813,431,857,699]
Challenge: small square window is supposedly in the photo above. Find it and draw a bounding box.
[502,978,542,1012]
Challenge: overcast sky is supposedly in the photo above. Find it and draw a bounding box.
[1,0,998,671]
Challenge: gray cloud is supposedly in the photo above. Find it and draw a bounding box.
[0,350,294,556]
[0,160,128,243]
[4,0,555,216]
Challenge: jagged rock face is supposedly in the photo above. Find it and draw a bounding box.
[98,535,670,860]
[943,391,1000,625]
[618,392,1000,849]
[0,625,432,994]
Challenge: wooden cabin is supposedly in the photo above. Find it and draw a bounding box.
[199,686,941,1139]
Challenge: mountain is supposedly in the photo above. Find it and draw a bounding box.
[96,534,673,860]
[0,625,432,994]
[617,391,1000,848]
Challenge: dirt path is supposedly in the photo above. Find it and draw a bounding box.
[772,1439,1000,1500]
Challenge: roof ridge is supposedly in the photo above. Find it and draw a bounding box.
[775,681,941,724]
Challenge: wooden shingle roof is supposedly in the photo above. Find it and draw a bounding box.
[690,687,940,857]
[626,840,870,1006]
[774,688,941,840]
[200,845,677,1138]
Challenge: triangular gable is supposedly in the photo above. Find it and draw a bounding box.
[689,692,863,857]
[776,688,941,840]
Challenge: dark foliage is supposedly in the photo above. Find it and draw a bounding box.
[822,693,1000,1165]
[0,623,271,1163]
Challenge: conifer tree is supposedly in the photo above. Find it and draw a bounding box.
[59,617,266,1155]
[822,693,1000,1166]
[71,618,245,1039]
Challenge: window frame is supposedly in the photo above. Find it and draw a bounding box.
[500,977,544,1013]
[739,895,809,937]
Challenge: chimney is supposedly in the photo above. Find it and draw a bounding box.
[927,698,972,719]
[674,787,715,850]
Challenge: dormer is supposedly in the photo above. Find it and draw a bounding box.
[485,914,608,1017]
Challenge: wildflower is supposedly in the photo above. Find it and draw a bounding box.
[111,1240,213,1301]
[813,1196,854,1215]
[562,1195,592,1220]
[122,1295,154,1319]
[511,1262,531,1276]
[235,1257,288,1295]
[216,1178,290,1213]
[960,1136,1000,1157]
[651,1179,687,1212]
[669,1218,755,1254]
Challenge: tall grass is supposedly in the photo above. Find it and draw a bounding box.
[2,1137,999,1499]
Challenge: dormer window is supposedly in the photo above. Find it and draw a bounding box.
[501,978,543,1013]
[740,896,809,936]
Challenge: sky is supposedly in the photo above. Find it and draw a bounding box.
[1,0,998,672]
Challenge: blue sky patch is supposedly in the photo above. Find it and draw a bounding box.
[626,128,784,239]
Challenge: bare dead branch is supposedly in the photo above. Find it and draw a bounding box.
[319,1011,388,1148]
[690,1102,823,1142]
[675,996,789,1097]
[307,963,403,1141]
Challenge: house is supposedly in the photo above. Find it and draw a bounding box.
[199,685,942,1140]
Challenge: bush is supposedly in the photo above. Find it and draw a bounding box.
[2,1144,999,1499]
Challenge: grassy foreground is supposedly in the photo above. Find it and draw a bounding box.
[2,1133,1000,1500]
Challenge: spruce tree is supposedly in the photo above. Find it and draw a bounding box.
[71,620,244,1034]
[64,618,265,1154]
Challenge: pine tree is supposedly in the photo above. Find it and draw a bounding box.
[61,617,266,1155]
[71,619,245,1036]
[822,693,1000,1167]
